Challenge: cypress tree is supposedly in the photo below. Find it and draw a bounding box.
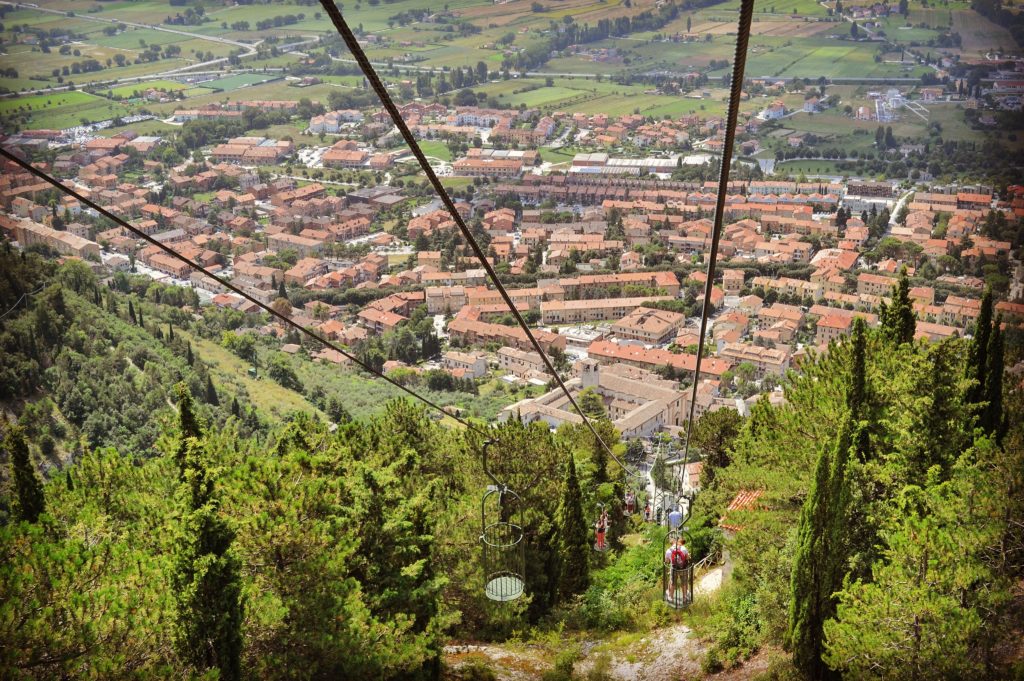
[788,417,854,680]
[205,375,219,406]
[981,314,1004,440]
[137,304,143,328]
[879,267,915,344]
[168,323,175,342]
[230,397,241,418]
[847,318,867,418]
[556,453,590,599]
[173,438,244,681]
[186,342,194,366]
[174,383,202,476]
[5,425,45,523]
[128,299,136,325]
[966,287,993,405]
[848,317,871,461]
[278,280,287,301]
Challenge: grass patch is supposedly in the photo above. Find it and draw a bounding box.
[204,72,285,91]
[418,139,453,161]
[0,90,131,129]
[179,329,319,422]
[107,79,188,98]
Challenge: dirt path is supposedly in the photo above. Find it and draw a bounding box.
[445,565,732,680]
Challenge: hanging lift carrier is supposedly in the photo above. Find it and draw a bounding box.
[662,527,695,609]
[480,441,525,602]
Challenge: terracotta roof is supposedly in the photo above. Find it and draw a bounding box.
[720,488,764,533]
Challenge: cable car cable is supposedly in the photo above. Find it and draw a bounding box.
[0,146,490,435]
[316,0,632,475]
[0,284,45,321]
[678,0,755,474]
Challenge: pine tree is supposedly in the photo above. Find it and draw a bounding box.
[173,438,244,681]
[981,314,1004,440]
[556,453,590,599]
[5,425,45,523]
[205,375,219,406]
[879,267,915,344]
[966,287,993,405]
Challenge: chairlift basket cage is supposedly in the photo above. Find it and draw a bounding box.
[481,484,525,602]
[662,528,694,609]
[480,441,525,602]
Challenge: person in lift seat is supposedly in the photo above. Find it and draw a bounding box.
[665,537,690,602]
[595,509,609,550]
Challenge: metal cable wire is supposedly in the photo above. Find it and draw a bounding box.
[316,0,637,474]
[0,284,45,321]
[0,147,489,435]
[678,0,756,478]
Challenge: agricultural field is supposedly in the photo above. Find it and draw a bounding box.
[951,9,1019,55]
[0,89,131,130]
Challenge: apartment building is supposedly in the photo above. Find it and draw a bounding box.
[586,339,731,379]
[496,346,547,378]
[267,232,324,257]
[557,271,681,298]
[425,285,467,314]
[441,350,488,379]
[448,318,566,352]
[721,269,745,296]
[857,272,896,297]
[610,307,685,344]
[15,220,101,260]
[452,158,524,177]
[500,360,687,438]
[540,296,674,325]
[719,342,790,378]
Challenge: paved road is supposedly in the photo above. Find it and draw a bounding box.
[889,188,915,226]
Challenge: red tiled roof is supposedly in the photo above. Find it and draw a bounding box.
[720,489,764,532]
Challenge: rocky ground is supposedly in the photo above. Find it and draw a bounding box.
[442,566,777,681]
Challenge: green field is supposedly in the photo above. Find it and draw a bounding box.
[201,73,285,91]
[776,159,847,176]
[539,147,576,164]
[0,89,97,115]
[107,79,188,98]
[417,139,454,162]
[0,89,131,129]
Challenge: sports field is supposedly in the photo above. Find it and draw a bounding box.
[107,79,188,98]
[204,73,286,91]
